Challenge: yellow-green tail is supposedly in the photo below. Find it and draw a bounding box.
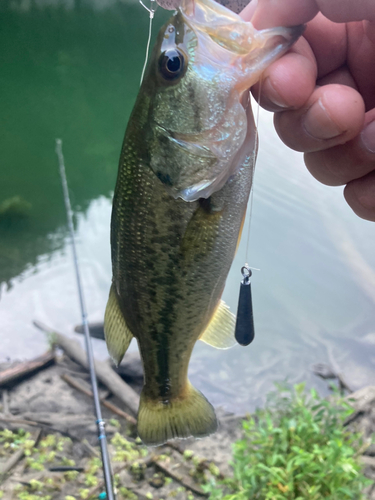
[137,382,217,446]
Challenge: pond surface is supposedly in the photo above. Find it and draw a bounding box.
[1,0,375,414]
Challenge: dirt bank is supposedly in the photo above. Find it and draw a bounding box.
[0,338,374,499]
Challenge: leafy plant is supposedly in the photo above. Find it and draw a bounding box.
[204,383,371,500]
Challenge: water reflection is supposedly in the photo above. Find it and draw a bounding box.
[1,0,375,413]
[0,196,112,361]
[0,0,169,285]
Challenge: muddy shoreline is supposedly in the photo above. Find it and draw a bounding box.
[1,331,374,499]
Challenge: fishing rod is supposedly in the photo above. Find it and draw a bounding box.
[55,139,115,500]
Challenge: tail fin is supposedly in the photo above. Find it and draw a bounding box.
[137,382,217,446]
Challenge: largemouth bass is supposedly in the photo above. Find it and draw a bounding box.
[104,0,303,446]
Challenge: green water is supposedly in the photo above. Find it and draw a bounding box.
[0,1,168,285]
[1,0,375,412]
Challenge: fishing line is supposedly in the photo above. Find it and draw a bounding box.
[55,139,115,500]
[234,82,262,347]
[139,0,157,85]
[244,81,262,263]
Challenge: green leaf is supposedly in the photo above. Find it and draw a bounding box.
[204,383,369,500]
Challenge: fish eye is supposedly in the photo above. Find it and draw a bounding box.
[159,49,185,81]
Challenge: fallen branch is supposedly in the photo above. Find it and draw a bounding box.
[61,373,137,426]
[153,457,208,497]
[33,320,140,415]
[74,322,105,340]
[0,351,55,387]
[0,428,41,476]
[61,371,110,399]
[82,438,100,458]
[0,416,40,427]
[0,414,78,440]
[1,389,10,414]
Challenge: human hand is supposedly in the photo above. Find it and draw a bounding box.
[241,0,375,222]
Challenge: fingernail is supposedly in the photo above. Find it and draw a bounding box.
[361,120,375,153]
[303,98,343,140]
[263,77,289,108]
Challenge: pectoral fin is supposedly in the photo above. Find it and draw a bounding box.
[104,284,133,366]
[181,197,223,262]
[199,300,236,349]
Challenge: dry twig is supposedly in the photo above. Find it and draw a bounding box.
[33,320,140,415]
[0,352,55,387]
[1,389,10,414]
[152,456,208,497]
[61,373,137,426]
[0,415,75,439]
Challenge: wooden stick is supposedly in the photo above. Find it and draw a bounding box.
[0,428,41,476]
[33,320,140,415]
[61,373,137,426]
[152,457,208,497]
[100,399,137,426]
[60,370,110,399]
[2,389,10,414]
[0,351,55,387]
[0,416,40,427]
[74,322,105,340]
[82,438,100,458]
[0,414,76,440]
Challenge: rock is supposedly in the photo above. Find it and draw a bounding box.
[115,352,143,380]
[74,322,105,340]
[365,444,375,457]
[312,363,336,379]
[347,386,375,410]
[345,384,375,496]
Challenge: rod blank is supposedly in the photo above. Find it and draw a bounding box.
[56,139,115,500]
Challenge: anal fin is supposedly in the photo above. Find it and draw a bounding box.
[199,300,236,349]
[104,284,133,366]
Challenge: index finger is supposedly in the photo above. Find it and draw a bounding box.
[243,0,318,29]
[246,0,375,29]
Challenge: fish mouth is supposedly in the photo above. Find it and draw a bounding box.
[249,24,305,71]
[180,0,305,55]
[179,0,305,91]
[150,0,305,201]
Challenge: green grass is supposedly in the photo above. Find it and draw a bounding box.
[1,384,372,500]
[204,383,371,500]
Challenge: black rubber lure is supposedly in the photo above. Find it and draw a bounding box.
[234,266,255,346]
